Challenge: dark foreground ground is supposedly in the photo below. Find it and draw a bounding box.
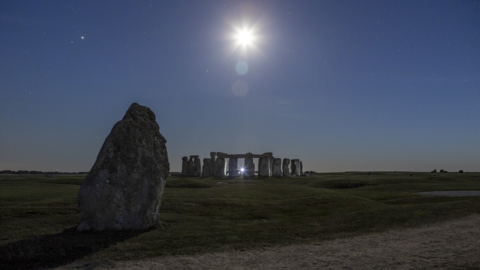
[59,214,480,270]
[1,172,479,269]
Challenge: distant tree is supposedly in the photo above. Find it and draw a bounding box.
[440,169,445,173]
[459,170,464,173]
[431,169,437,173]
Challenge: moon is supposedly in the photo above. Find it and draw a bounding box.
[225,20,263,56]
[236,30,253,46]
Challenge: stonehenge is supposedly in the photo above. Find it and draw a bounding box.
[180,152,304,179]
[181,155,202,177]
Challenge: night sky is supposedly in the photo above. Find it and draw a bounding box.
[1,0,479,173]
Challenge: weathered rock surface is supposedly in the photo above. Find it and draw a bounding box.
[283,159,290,177]
[76,103,169,231]
[272,158,282,177]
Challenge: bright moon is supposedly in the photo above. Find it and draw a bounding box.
[236,30,253,46]
[227,21,261,55]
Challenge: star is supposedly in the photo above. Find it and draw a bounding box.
[81,36,84,39]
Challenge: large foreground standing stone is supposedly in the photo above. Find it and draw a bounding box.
[76,103,169,231]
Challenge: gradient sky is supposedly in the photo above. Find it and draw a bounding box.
[1,0,479,173]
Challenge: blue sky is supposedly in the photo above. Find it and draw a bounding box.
[1,0,479,172]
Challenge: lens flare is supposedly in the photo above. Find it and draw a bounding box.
[235,61,249,75]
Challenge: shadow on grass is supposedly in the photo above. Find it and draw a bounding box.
[0,226,148,270]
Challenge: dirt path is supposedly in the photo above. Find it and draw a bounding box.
[64,214,480,270]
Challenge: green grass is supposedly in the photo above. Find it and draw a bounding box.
[0,172,479,269]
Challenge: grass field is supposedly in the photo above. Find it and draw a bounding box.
[1,172,479,269]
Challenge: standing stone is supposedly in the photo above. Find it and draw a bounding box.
[291,159,297,176]
[262,152,273,176]
[272,158,282,177]
[229,157,238,177]
[187,157,194,176]
[269,157,274,176]
[296,160,301,175]
[291,159,300,176]
[181,156,188,176]
[193,156,201,177]
[259,157,269,177]
[202,158,212,177]
[210,152,216,177]
[244,154,255,178]
[283,159,290,177]
[300,161,303,175]
[76,103,169,231]
[215,156,225,178]
[258,157,264,177]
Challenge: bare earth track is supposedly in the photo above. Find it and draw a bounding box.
[65,214,480,270]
